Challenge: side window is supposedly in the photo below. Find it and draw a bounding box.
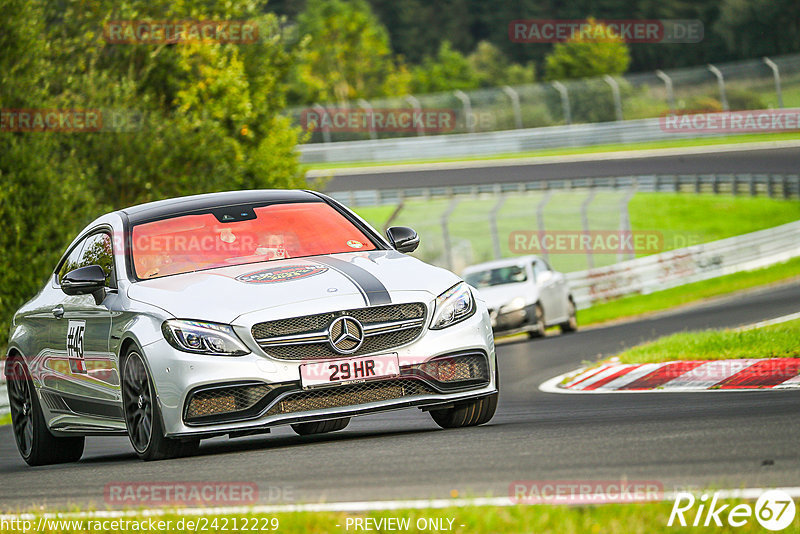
[58,241,87,283]
[57,232,115,287]
[77,233,115,287]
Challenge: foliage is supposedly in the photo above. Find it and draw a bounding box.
[544,18,631,81]
[0,0,305,346]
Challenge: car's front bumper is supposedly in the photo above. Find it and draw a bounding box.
[144,303,497,438]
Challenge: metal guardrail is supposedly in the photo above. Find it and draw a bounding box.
[329,174,800,206]
[299,117,727,163]
[567,220,800,309]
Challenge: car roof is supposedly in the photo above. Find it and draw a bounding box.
[120,189,322,224]
[462,255,543,274]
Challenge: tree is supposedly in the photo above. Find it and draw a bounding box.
[411,41,480,93]
[544,18,631,81]
[289,0,409,104]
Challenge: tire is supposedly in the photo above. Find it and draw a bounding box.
[429,393,498,429]
[560,298,578,333]
[6,356,84,466]
[121,348,199,461]
[526,303,546,339]
[292,417,350,436]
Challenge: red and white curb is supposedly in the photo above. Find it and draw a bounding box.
[541,358,800,394]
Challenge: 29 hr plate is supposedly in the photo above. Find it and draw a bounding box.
[300,353,400,389]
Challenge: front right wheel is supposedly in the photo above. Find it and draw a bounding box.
[429,393,498,429]
[121,348,198,461]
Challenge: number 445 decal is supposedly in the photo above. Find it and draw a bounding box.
[67,320,87,374]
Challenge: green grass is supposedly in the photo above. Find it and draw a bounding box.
[302,131,800,170]
[609,318,800,365]
[578,256,800,326]
[1,501,794,533]
[629,194,800,253]
[354,193,800,274]
[0,413,10,426]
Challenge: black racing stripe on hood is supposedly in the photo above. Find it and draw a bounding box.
[315,256,392,306]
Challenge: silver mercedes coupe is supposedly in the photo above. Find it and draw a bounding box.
[5,190,498,464]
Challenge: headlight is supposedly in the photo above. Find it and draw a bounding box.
[430,282,475,329]
[162,320,250,356]
[500,297,526,313]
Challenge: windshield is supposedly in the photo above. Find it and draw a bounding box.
[464,265,528,288]
[130,202,376,279]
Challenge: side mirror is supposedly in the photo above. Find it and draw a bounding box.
[386,226,420,253]
[61,265,107,304]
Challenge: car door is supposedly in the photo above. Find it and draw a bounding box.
[532,259,565,322]
[49,231,120,418]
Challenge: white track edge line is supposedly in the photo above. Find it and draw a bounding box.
[4,488,800,521]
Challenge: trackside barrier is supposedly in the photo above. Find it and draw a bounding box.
[566,220,800,309]
[0,361,7,416]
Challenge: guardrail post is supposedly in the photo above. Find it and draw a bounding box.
[707,64,729,111]
[655,69,676,113]
[441,198,460,271]
[502,86,523,129]
[748,174,756,196]
[712,174,719,195]
[404,95,426,136]
[454,90,475,133]
[489,195,507,259]
[357,99,377,140]
[551,81,571,125]
[581,190,597,269]
[763,57,784,108]
[603,75,624,121]
[536,190,553,263]
[312,103,332,143]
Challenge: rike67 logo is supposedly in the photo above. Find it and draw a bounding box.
[668,490,796,530]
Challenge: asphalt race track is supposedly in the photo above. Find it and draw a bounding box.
[321,145,800,191]
[1,281,799,510]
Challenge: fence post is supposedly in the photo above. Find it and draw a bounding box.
[707,64,729,111]
[619,188,637,262]
[312,103,331,143]
[489,195,507,259]
[404,95,426,136]
[655,69,676,112]
[502,86,523,129]
[536,190,553,263]
[762,57,784,108]
[357,99,377,140]
[441,198,460,271]
[454,90,474,133]
[551,81,571,125]
[581,190,597,270]
[603,75,624,121]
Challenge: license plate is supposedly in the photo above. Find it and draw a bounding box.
[300,353,399,389]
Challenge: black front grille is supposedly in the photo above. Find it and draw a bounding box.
[252,303,427,360]
[264,379,436,417]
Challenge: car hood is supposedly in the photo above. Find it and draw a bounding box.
[473,283,534,310]
[127,250,461,324]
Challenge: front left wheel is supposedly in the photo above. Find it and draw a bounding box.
[6,356,84,466]
[121,349,198,461]
[429,393,498,429]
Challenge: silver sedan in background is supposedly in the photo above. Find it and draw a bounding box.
[463,255,577,339]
